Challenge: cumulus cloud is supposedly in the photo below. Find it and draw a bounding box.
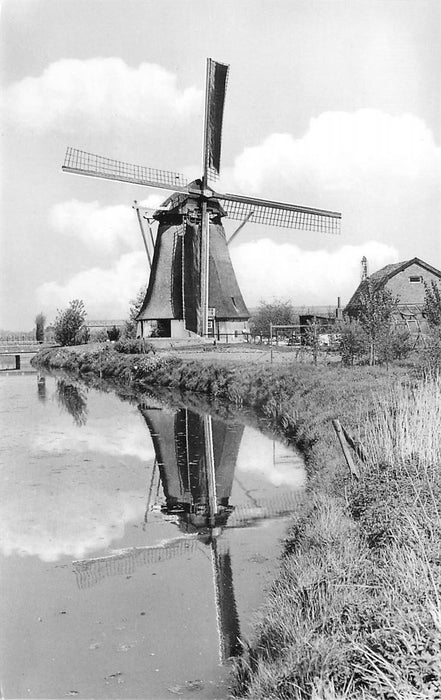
[37,250,148,319]
[49,195,164,254]
[37,235,398,319]
[4,58,202,133]
[231,240,399,307]
[232,109,440,198]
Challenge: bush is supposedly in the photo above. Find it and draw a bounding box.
[107,325,121,341]
[339,320,367,366]
[114,338,155,355]
[54,300,89,346]
[124,285,147,338]
[377,326,414,365]
[89,328,108,343]
[423,280,441,327]
[420,326,441,375]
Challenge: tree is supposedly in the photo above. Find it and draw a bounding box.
[422,281,441,374]
[35,312,46,342]
[54,299,89,346]
[356,280,399,365]
[249,300,296,339]
[423,280,441,327]
[124,284,147,338]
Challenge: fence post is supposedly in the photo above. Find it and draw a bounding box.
[270,322,273,364]
[15,355,21,370]
[332,419,360,479]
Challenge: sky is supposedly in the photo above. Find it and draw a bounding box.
[1,0,440,331]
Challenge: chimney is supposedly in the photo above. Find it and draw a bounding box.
[336,296,343,320]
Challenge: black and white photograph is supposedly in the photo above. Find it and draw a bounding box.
[1,1,440,698]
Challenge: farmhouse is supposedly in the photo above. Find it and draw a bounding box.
[345,257,441,335]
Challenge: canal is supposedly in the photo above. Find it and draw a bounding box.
[0,372,306,699]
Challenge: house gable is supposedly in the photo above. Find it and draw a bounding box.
[345,257,441,314]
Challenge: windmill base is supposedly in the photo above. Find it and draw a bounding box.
[137,318,250,343]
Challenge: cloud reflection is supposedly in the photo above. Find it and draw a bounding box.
[0,486,146,562]
[236,428,306,489]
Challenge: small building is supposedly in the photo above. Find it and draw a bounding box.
[345,257,441,335]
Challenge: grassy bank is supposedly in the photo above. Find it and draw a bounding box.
[32,346,441,698]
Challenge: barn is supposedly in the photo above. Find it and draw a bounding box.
[345,257,441,336]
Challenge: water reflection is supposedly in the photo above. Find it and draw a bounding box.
[37,374,46,402]
[56,379,88,426]
[143,402,242,659]
[74,396,305,662]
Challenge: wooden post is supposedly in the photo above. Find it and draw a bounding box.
[133,201,152,269]
[332,419,360,479]
[270,322,273,364]
[204,415,217,527]
[313,318,318,366]
[200,201,209,337]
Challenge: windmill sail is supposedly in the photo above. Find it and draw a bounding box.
[203,59,229,184]
[62,147,189,192]
[217,192,341,234]
[62,58,342,341]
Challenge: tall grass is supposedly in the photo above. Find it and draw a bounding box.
[361,374,441,475]
[234,373,441,699]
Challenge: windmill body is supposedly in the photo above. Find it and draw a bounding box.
[137,191,249,338]
[62,59,341,340]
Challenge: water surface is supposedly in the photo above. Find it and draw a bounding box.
[0,373,305,699]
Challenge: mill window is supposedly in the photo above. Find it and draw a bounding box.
[409,276,423,283]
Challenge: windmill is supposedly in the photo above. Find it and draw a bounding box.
[62,59,341,339]
[73,400,304,663]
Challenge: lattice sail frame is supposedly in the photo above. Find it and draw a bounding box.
[63,147,188,191]
[62,61,342,236]
[217,194,341,234]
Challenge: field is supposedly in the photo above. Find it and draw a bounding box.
[32,344,441,699]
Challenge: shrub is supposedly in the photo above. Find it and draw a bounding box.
[423,280,441,327]
[339,319,367,366]
[376,326,414,365]
[114,338,155,354]
[107,325,121,341]
[89,328,108,343]
[124,285,147,338]
[54,300,89,346]
[420,326,441,376]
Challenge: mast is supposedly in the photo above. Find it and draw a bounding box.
[200,58,212,338]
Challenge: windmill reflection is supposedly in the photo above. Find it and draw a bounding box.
[140,401,243,659]
[73,396,304,664]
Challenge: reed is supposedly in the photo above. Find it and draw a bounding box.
[233,373,441,699]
